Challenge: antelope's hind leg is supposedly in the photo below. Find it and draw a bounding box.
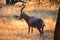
[37,27,44,38]
[42,27,44,34]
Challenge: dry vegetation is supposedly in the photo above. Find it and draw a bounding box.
[0,1,59,40]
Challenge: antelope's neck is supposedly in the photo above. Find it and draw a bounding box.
[23,15,30,23]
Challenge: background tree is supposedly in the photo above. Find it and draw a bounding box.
[54,7,60,40]
[37,0,40,4]
[10,0,15,5]
[10,0,24,5]
[6,0,10,5]
[28,0,31,1]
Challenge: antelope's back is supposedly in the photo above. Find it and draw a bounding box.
[28,17,44,27]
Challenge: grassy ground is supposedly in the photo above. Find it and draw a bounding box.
[0,24,54,40]
[0,3,58,40]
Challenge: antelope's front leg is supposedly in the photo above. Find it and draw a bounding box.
[31,27,33,33]
[28,26,30,35]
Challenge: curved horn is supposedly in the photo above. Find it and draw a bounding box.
[21,2,26,13]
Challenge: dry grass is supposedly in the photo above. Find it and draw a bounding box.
[0,18,54,40]
[0,3,58,40]
[0,22,54,40]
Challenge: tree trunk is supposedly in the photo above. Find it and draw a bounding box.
[37,0,40,4]
[10,0,15,5]
[54,7,60,40]
[6,0,10,5]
